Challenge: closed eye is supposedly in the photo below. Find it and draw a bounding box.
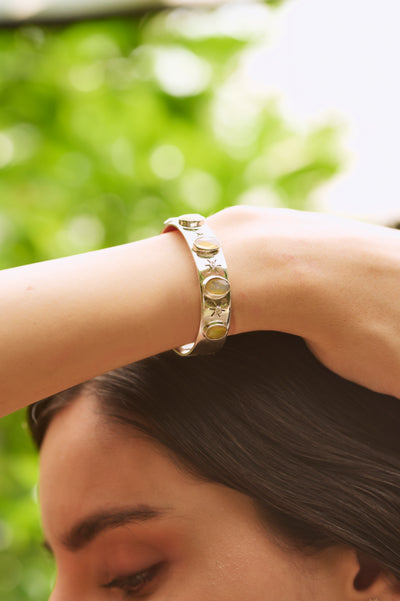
[101,562,163,598]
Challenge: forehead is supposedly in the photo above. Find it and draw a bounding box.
[38,392,199,537]
[38,390,266,563]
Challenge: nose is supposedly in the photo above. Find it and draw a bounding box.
[48,579,84,601]
[48,588,58,601]
[47,583,65,601]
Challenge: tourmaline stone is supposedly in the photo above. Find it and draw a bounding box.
[178,214,205,229]
[193,236,220,257]
[204,322,227,340]
[204,275,230,300]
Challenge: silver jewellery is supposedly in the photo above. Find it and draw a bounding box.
[162,213,231,356]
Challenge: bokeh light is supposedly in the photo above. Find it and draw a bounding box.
[150,144,185,180]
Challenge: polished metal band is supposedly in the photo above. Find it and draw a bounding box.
[162,213,231,356]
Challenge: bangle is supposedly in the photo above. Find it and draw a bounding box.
[162,213,231,356]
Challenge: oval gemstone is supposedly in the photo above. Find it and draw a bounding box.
[204,276,230,300]
[178,214,205,229]
[193,236,220,257]
[204,322,227,340]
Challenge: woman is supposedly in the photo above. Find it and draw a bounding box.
[2,206,400,599]
[28,329,400,600]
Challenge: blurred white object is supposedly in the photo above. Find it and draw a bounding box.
[239,0,400,223]
[0,0,243,21]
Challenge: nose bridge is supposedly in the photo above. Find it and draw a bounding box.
[48,583,61,601]
[47,578,68,601]
[48,589,58,601]
[48,586,74,601]
[47,571,89,601]
[46,553,86,601]
[46,564,59,601]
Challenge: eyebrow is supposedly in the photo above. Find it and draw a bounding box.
[44,504,169,554]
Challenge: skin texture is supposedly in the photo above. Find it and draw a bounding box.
[38,391,392,601]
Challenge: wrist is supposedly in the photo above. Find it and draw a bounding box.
[208,206,309,336]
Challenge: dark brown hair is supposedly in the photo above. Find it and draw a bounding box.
[28,331,400,581]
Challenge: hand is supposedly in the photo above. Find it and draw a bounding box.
[209,206,400,398]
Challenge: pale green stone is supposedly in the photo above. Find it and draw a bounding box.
[179,214,204,229]
[205,323,227,340]
[204,276,230,300]
[193,236,220,256]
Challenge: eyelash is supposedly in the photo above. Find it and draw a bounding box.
[101,563,161,598]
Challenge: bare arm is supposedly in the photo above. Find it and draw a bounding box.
[0,215,298,417]
[1,205,400,418]
[0,231,200,417]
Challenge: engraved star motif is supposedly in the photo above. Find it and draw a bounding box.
[206,258,222,272]
[210,303,223,319]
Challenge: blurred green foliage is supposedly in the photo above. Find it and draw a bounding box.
[0,4,344,600]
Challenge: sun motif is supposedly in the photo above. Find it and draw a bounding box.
[209,302,223,319]
[206,257,221,272]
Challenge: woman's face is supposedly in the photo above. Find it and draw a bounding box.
[39,391,344,601]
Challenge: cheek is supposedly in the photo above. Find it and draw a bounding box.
[167,528,305,601]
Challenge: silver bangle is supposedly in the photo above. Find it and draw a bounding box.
[162,213,231,356]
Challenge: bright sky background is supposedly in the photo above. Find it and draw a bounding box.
[1,0,399,222]
[243,0,400,222]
